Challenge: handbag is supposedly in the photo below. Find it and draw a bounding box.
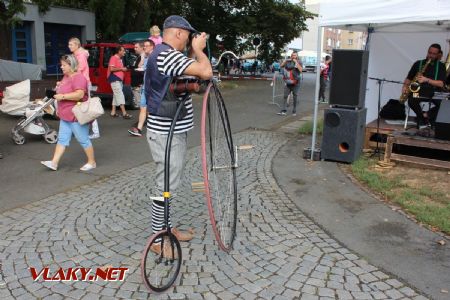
[72,91,104,125]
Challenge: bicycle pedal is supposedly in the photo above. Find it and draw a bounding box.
[191,182,205,192]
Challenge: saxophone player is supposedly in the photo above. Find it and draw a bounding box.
[402,43,446,129]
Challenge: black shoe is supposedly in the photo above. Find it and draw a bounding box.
[277,110,287,116]
[417,119,430,130]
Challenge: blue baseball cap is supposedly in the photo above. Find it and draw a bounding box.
[163,15,198,33]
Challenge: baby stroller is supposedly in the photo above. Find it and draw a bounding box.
[0,80,58,145]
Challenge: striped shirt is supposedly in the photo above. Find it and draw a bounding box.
[147,49,194,134]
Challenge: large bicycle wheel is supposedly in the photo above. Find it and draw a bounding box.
[200,82,238,252]
[141,230,182,292]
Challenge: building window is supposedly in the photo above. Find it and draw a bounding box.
[11,23,32,63]
[336,41,340,48]
[338,29,341,34]
[327,38,332,47]
[348,39,353,45]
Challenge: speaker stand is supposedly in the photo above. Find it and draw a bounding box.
[369,78,383,159]
[368,77,403,160]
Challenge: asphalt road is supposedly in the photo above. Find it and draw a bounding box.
[0,73,318,212]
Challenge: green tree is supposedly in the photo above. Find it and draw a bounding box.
[87,0,314,62]
[2,0,314,65]
[174,0,314,62]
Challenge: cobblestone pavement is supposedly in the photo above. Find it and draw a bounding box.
[0,131,429,300]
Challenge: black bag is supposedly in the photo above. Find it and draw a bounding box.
[155,86,187,120]
[379,99,406,120]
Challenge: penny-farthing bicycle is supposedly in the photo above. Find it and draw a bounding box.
[200,51,244,252]
[141,51,249,292]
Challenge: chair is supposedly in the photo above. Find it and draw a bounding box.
[404,98,433,130]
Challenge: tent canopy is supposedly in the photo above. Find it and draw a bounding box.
[317,0,450,123]
[310,0,450,156]
[319,0,450,31]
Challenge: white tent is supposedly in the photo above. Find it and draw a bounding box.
[311,0,450,157]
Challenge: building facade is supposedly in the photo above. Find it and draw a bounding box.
[12,4,95,75]
[301,0,367,56]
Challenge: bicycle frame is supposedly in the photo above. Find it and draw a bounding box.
[162,98,189,231]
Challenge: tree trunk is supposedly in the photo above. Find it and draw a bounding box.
[0,24,12,60]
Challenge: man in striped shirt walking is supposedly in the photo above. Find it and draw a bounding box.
[144,15,212,249]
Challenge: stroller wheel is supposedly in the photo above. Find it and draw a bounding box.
[44,130,58,144]
[12,133,26,145]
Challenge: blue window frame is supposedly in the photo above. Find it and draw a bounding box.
[12,23,32,63]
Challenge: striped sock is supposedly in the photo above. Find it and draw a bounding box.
[151,198,172,240]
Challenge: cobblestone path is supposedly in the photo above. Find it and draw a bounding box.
[0,131,428,299]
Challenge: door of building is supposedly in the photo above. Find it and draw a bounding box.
[44,23,82,75]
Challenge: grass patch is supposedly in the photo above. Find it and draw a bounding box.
[350,156,450,234]
[299,119,323,135]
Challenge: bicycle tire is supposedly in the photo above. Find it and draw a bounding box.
[200,81,238,252]
[141,230,182,292]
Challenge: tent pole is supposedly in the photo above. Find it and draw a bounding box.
[310,27,323,160]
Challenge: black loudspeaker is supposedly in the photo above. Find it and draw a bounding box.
[321,107,367,163]
[435,100,450,141]
[329,50,369,108]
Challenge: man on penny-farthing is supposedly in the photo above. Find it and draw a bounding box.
[144,15,212,254]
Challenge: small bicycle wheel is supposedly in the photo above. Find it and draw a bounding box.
[141,230,182,292]
[200,82,238,252]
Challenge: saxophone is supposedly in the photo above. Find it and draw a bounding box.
[399,58,431,103]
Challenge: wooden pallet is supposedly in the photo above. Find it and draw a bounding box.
[364,119,406,150]
[384,131,450,170]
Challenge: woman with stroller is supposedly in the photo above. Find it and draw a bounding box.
[41,54,96,171]
[68,37,100,139]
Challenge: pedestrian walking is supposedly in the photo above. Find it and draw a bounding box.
[68,37,101,139]
[277,51,302,116]
[319,55,332,102]
[108,45,133,119]
[128,39,155,137]
[130,42,145,110]
[41,54,96,171]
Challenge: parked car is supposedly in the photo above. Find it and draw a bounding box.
[83,42,139,109]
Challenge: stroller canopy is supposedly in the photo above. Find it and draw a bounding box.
[0,79,30,113]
